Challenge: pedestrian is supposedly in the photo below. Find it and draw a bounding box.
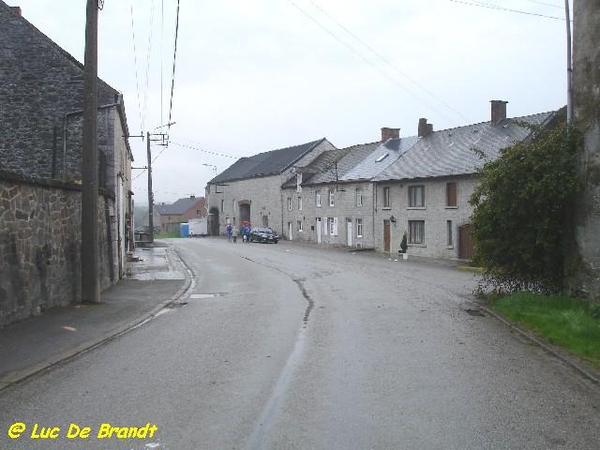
[233,226,239,243]
[226,223,232,242]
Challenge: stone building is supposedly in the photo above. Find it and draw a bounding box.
[155,196,207,233]
[206,139,335,237]
[0,2,133,326]
[373,102,555,258]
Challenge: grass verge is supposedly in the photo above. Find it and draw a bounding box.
[492,292,600,368]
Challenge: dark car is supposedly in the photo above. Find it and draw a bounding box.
[249,227,279,244]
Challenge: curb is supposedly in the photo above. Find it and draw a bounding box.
[0,246,194,392]
[479,304,600,386]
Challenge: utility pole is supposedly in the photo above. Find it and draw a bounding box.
[565,0,573,123]
[146,131,155,244]
[81,0,100,303]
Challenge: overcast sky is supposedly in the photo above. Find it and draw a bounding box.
[14,0,570,204]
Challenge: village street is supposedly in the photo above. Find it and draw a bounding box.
[0,238,599,450]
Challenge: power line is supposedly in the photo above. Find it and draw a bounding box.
[522,0,563,9]
[307,0,471,123]
[167,0,181,134]
[170,141,240,160]
[449,0,566,20]
[285,0,466,126]
[129,1,144,132]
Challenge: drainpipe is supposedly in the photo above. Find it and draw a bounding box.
[372,183,377,249]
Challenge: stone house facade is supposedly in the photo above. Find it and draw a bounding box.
[373,104,556,259]
[206,139,335,236]
[0,3,133,326]
[282,128,416,249]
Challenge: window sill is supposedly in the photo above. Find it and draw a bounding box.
[445,206,458,210]
[408,243,427,248]
[382,207,392,210]
[407,207,426,210]
[446,245,454,250]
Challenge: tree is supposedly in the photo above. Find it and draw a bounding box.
[469,122,582,294]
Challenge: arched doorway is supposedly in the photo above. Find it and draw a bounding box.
[209,207,219,236]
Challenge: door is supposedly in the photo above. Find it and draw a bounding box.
[459,224,475,259]
[316,218,322,244]
[346,219,353,247]
[383,220,391,253]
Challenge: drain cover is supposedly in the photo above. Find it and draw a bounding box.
[464,308,485,317]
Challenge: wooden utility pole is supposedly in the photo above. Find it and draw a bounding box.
[81,0,100,303]
[146,131,155,244]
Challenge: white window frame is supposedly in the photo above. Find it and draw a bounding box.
[356,189,363,207]
[316,190,322,207]
[383,186,391,208]
[409,220,425,244]
[329,189,335,207]
[356,218,363,237]
[298,196,303,211]
[408,185,425,208]
[287,197,292,210]
[298,220,303,232]
[329,217,338,236]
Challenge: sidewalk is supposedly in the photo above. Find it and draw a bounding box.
[0,242,189,391]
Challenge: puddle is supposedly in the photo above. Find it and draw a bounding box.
[189,293,218,299]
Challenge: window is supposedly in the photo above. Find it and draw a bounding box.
[329,189,335,207]
[447,220,453,246]
[383,187,391,208]
[287,197,292,210]
[356,189,363,207]
[221,199,224,213]
[329,217,338,236]
[408,185,425,207]
[298,220,303,232]
[356,218,363,237]
[409,220,425,244]
[446,182,457,207]
[298,197,303,211]
[316,190,322,207]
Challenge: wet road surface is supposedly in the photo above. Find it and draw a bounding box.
[0,238,598,450]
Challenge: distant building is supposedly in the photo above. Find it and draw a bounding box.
[155,196,207,233]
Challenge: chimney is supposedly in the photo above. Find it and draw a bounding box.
[418,118,433,137]
[381,127,400,142]
[10,6,22,16]
[490,100,508,125]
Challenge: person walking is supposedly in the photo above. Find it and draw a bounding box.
[233,226,239,243]
[226,223,233,242]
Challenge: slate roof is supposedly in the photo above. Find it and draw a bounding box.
[155,197,203,215]
[281,147,352,188]
[342,136,420,181]
[373,112,555,182]
[209,138,329,184]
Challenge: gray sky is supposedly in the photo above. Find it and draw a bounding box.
[14,0,570,204]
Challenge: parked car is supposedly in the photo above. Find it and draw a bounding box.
[249,227,279,244]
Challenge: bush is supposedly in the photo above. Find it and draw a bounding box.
[470,122,582,294]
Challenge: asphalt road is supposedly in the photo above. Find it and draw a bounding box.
[1,238,599,450]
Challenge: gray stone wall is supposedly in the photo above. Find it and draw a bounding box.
[0,2,120,182]
[0,173,115,327]
[571,0,600,299]
[282,181,375,248]
[373,177,477,258]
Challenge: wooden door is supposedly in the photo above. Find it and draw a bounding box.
[459,224,475,259]
[383,220,391,252]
